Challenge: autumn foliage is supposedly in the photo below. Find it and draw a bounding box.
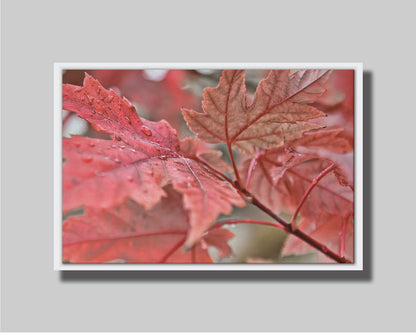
[62,69,354,264]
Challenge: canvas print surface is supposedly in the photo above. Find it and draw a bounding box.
[60,67,356,265]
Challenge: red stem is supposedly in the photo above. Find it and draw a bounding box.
[159,237,186,263]
[197,157,235,185]
[249,195,350,263]
[227,143,242,187]
[201,155,350,263]
[224,72,242,186]
[290,163,336,229]
[211,219,285,231]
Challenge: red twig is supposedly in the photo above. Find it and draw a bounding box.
[197,157,234,185]
[227,143,242,187]
[202,155,350,263]
[211,219,285,232]
[249,194,350,263]
[159,237,186,263]
[290,163,336,229]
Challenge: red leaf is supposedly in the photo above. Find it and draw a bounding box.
[179,137,233,173]
[282,211,354,263]
[243,156,353,224]
[241,154,354,261]
[63,73,179,151]
[292,129,352,154]
[182,70,330,154]
[63,186,234,263]
[63,75,245,247]
[89,70,199,129]
[312,70,355,147]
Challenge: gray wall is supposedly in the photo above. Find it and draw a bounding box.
[2,0,415,331]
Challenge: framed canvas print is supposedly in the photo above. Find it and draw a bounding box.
[54,63,363,271]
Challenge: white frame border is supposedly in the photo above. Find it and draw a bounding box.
[54,62,363,271]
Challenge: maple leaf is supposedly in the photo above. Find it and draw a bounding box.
[182,70,330,154]
[312,70,355,147]
[64,69,199,129]
[179,136,233,173]
[63,186,234,263]
[242,155,353,224]
[292,129,353,154]
[62,74,245,247]
[241,154,354,262]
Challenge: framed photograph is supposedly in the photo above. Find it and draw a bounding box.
[54,63,363,271]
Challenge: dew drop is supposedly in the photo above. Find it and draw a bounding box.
[119,145,126,149]
[114,158,121,164]
[140,126,152,137]
[89,142,95,148]
[159,155,167,160]
[127,175,134,182]
[82,156,93,163]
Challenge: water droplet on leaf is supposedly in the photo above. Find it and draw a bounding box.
[141,126,152,137]
[82,156,93,163]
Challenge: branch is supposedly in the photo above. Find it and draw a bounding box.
[228,181,351,264]
[250,195,351,263]
[211,219,285,231]
[226,143,242,186]
[199,153,351,264]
